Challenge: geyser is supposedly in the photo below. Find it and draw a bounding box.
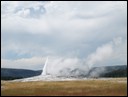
[41,57,48,75]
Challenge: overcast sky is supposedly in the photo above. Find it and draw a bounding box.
[1,1,127,70]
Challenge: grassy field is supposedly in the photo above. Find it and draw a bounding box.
[1,78,127,96]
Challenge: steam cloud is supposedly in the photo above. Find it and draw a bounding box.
[45,37,123,77]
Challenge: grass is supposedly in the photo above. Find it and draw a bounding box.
[1,78,127,96]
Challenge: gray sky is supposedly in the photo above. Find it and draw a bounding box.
[1,1,127,70]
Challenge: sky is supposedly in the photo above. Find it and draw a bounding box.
[1,1,127,71]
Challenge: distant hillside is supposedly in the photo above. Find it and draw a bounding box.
[1,68,42,80]
[1,65,127,80]
[88,65,127,78]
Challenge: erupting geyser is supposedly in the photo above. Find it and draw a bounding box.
[41,57,48,76]
[13,57,89,82]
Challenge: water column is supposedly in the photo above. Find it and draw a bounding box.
[41,57,48,75]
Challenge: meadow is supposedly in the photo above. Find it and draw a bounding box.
[1,78,127,96]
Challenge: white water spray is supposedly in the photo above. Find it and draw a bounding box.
[41,57,48,75]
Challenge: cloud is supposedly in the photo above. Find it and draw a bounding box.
[1,1,127,70]
[1,37,127,72]
[85,37,127,68]
[1,57,45,70]
[1,1,47,18]
[16,6,46,18]
[86,42,113,69]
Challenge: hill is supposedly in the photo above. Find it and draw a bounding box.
[1,68,42,80]
[88,65,127,78]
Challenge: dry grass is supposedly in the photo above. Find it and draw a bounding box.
[1,78,127,96]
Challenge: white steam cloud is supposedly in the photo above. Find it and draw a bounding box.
[45,37,124,76]
[86,43,113,69]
